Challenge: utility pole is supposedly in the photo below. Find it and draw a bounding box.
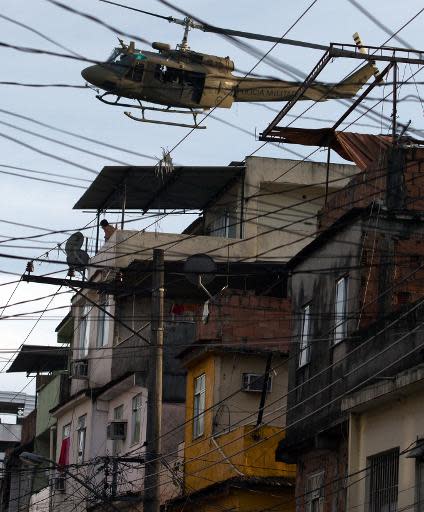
[392,63,398,143]
[144,249,164,512]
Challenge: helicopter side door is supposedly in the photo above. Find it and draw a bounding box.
[147,63,184,106]
[180,71,205,106]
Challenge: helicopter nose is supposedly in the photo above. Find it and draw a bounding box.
[81,65,104,87]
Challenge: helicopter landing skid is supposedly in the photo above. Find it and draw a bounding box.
[96,93,207,129]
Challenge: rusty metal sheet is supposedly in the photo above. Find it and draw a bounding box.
[264,127,393,170]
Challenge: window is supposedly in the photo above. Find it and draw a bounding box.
[416,456,424,512]
[299,304,311,367]
[77,415,86,464]
[63,423,71,439]
[58,424,71,466]
[193,374,206,438]
[131,394,143,445]
[367,448,399,512]
[305,471,324,512]
[126,63,144,82]
[209,210,238,238]
[79,304,91,357]
[96,294,111,348]
[107,48,122,63]
[334,276,348,344]
[113,405,124,455]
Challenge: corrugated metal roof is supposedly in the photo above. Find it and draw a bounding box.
[7,345,68,374]
[73,165,244,211]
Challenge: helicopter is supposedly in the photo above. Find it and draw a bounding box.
[81,22,379,129]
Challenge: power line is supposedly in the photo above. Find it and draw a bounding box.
[0,119,133,166]
[45,0,150,46]
[0,108,157,161]
[0,130,98,175]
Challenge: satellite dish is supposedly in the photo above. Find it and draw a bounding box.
[65,232,89,271]
[184,254,217,288]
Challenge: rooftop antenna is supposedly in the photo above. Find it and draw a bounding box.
[65,232,89,274]
[184,254,217,298]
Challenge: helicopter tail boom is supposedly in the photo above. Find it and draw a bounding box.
[233,61,377,103]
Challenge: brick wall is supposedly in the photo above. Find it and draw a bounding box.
[196,289,292,352]
[357,230,424,329]
[319,148,424,231]
[295,439,348,512]
[20,409,36,445]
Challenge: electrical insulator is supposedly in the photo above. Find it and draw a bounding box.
[25,261,34,274]
[115,270,123,283]
[67,267,75,278]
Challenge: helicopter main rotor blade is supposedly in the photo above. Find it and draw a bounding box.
[96,0,328,51]
[199,25,328,52]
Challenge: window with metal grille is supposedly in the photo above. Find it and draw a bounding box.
[416,455,424,512]
[367,448,399,512]
[305,471,324,512]
[112,404,124,455]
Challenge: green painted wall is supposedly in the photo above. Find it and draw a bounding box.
[35,373,65,436]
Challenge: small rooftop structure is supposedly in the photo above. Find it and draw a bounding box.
[77,156,359,262]
[0,392,35,416]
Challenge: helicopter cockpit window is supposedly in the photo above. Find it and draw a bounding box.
[107,48,124,63]
[126,64,144,82]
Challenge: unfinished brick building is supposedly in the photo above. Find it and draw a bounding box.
[274,132,424,512]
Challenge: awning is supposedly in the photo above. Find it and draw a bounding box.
[73,165,244,211]
[263,128,394,171]
[7,345,69,374]
[55,313,74,344]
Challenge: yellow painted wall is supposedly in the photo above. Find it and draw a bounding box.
[168,486,295,512]
[183,353,296,493]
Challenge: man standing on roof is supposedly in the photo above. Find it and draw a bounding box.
[100,219,117,241]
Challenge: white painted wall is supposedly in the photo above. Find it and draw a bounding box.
[347,386,424,511]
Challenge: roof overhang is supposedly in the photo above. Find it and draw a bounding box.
[73,165,244,211]
[261,128,396,171]
[7,345,69,374]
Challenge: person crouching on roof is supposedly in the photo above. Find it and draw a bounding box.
[100,219,117,241]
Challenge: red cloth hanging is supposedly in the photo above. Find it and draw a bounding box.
[58,437,70,467]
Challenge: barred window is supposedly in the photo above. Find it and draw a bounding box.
[367,448,399,512]
[305,471,324,512]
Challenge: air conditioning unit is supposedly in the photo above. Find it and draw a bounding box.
[107,421,127,440]
[71,359,88,379]
[242,373,272,393]
[53,476,65,493]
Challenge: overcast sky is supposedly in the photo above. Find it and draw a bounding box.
[1,0,423,398]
